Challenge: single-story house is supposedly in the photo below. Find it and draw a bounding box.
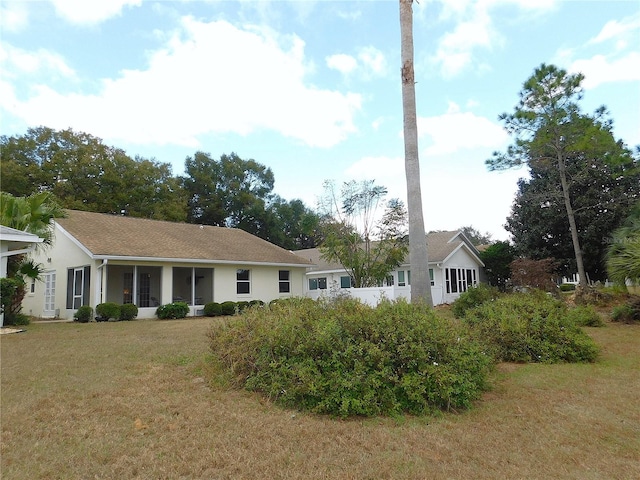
[22,210,312,320]
[294,230,485,306]
[1,225,44,326]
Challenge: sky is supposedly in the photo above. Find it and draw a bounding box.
[1,0,639,240]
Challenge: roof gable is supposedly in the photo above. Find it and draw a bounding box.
[56,210,311,266]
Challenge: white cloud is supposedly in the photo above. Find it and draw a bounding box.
[0,2,29,33]
[358,47,387,77]
[587,12,640,46]
[417,104,509,156]
[49,0,142,25]
[326,47,387,79]
[569,52,640,89]
[326,54,357,74]
[5,17,361,149]
[0,43,76,79]
[429,0,556,78]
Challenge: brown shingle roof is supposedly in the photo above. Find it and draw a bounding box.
[57,210,312,266]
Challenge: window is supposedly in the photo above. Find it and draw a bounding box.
[398,271,406,286]
[66,266,90,309]
[237,269,250,294]
[279,270,290,293]
[445,268,477,294]
[172,267,213,305]
[123,272,133,304]
[429,268,435,286]
[340,276,352,288]
[309,277,327,290]
[29,279,36,294]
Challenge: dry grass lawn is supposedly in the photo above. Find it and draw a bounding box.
[1,315,639,479]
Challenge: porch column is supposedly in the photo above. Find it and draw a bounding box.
[161,266,173,305]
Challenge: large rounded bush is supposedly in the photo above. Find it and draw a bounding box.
[74,305,93,323]
[204,302,223,317]
[156,302,189,319]
[95,302,121,322]
[208,298,492,417]
[119,303,139,321]
[463,292,599,363]
[451,283,501,318]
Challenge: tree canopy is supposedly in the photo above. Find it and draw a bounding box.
[487,63,637,286]
[319,180,408,288]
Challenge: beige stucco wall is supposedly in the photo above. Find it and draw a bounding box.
[23,225,95,319]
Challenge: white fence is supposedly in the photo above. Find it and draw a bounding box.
[307,285,413,307]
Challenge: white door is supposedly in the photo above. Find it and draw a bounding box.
[43,272,56,317]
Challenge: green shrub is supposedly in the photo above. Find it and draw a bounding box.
[236,301,250,313]
[249,300,265,308]
[95,302,121,322]
[220,301,237,316]
[463,292,599,363]
[208,298,492,417]
[74,305,93,323]
[559,283,576,292]
[204,302,223,317]
[451,283,501,318]
[119,303,138,321]
[611,297,640,323]
[566,305,604,327]
[156,302,189,319]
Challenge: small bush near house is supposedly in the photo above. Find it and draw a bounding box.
[611,296,640,323]
[220,301,237,316]
[208,298,492,418]
[74,306,93,323]
[236,301,250,313]
[204,302,223,317]
[249,300,265,308]
[566,305,605,327]
[119,303,139,321]
[451,283,501,318]
[463,292,599,363]
[559,283,576,292]
[95,302,121,322]
[156,302,189,319]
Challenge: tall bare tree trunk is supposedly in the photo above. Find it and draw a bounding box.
[556,150,588,288]
[400,0,433,306]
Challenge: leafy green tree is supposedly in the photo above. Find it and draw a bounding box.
[400,0,432,306]
[607,202,640,286]
[319,180,408,288]
[182,152,275,237]
[0,127,187,221]
[506,148,638,281]
[460,226,493,247]
[263,197,323,250]
[487,64,633,288]
[479,241,516,291]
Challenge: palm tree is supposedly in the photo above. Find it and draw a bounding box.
[607,203,640,287]
[399,0,433,306]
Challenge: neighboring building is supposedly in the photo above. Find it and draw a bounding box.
[1,225,44,326]
[22,210,312,320]
[294,230,485,306]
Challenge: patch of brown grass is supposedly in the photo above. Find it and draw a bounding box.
[2,316,639,479]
